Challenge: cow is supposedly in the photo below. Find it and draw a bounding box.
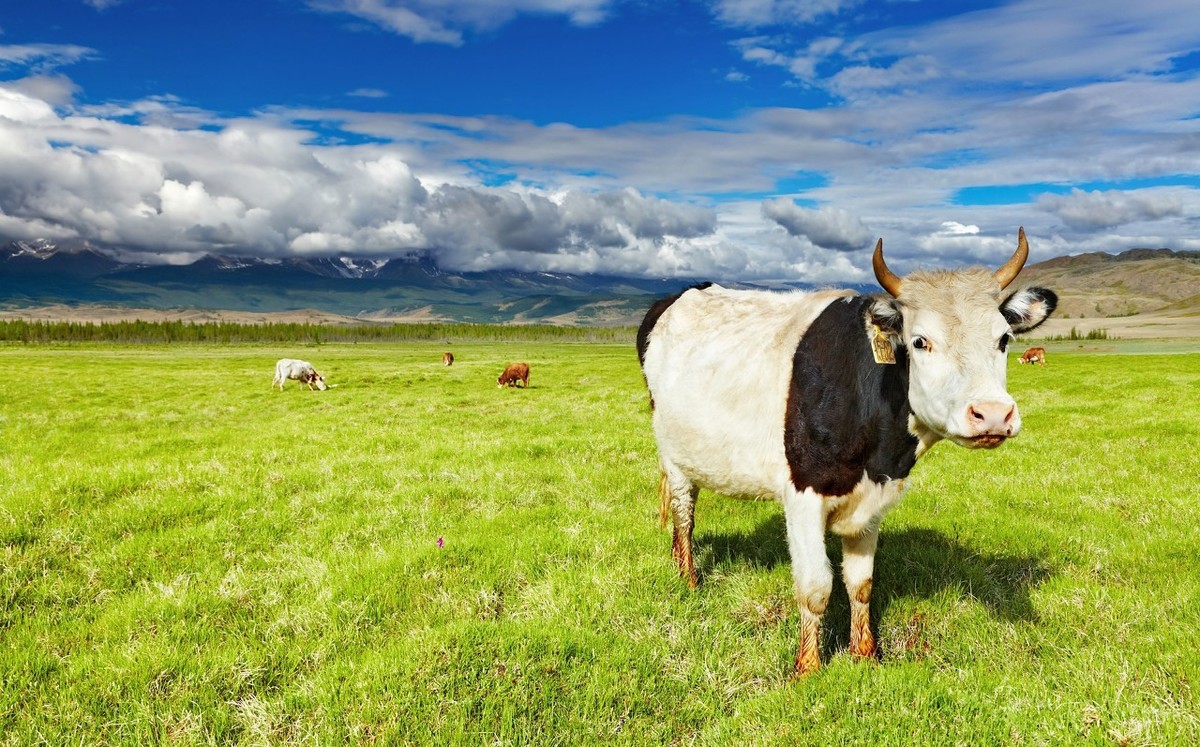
[272,358,329,391]
[637,228,1057,677]
[1019,347,1047,366]
[443,352,455,366]
[497,362,530,388]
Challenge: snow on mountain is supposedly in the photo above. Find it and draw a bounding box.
[8,239,60,260]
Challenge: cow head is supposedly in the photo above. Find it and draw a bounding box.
[868,228,1057,449]
[310,371,329,391]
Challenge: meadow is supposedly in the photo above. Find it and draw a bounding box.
[1,341,1197,745]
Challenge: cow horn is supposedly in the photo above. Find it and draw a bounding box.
[872,238,903,297]
[994,227,1029,289]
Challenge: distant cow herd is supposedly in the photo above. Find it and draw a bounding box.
[271,354,530,391]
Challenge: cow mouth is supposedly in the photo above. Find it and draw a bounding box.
[966,435,1007,449]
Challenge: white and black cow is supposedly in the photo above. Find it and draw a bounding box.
[636,228,1057,676]
[272,358,328,391]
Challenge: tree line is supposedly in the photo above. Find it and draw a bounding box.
[0,319,636,344]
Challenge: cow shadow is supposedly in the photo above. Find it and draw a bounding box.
[695,514,1052,651]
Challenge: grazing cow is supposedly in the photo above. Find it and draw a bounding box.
[1019,347,1047,366]
[497,362,530,388]
[443,352,455,366]
[272,358,328,391]
[637,228,1057,676]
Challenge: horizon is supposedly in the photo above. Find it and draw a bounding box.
[2,1,1199,284]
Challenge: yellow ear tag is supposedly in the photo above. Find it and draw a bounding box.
[871,324,896,365]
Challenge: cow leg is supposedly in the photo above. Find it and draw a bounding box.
[784,486,833,676]
[660,462,699,588]
[842,526,880,662]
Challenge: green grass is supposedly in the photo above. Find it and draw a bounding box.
[1,344,1197,745]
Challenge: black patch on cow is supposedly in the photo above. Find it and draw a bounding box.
[784,296,918,496]
[636,282,713,368]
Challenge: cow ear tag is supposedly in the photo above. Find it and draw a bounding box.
[870,324,896,365]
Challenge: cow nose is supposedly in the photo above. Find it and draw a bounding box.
[967,402,1016,436]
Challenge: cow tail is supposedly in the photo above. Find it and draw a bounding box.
[658,469,671,530]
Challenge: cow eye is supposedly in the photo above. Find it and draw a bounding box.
[911,336,930,351]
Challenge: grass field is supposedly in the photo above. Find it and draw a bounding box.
[1,342,1197,745]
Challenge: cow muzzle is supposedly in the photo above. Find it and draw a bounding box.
[962,401,1018,448]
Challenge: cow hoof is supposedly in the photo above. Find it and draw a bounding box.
[790,659,821,679]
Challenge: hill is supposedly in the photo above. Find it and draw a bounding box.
[1018,248,1200,339]
[2,240,1199,336]
[1019,248,1200,318]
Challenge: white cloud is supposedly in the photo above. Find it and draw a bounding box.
[938,222,979,236]
[3,74,80,107]
[761,199,873,252]
[867,0,1200,86]
[828,55,943,98]
[1037,188,1185,230]
[712,0,857,29]
[308,0,613,45]
[0,85,734,277]
[6,71,1200,282]
[734,0,1200,105]
[0,43,96,73]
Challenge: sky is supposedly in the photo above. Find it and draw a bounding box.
[1,0,1199,283]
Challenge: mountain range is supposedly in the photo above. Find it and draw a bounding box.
[0,239,717,325]
[2,239,1198,326]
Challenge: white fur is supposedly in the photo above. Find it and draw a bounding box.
[897,270,1029,446]
[642,285,853,500]
[272,358,328,391]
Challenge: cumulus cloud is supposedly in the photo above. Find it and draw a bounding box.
[937,221,980,236]
[5,69,1200,281]
[3,74,80,107]
[762,199,873,252]
[396,186,717,271]
[1037,188,1184,230]
[0,85,726,277]
[308,0,613,45]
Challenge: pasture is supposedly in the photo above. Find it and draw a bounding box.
[1,342,1197,745]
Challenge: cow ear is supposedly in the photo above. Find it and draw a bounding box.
[1002,287,1058,333]
[868,297,904,337]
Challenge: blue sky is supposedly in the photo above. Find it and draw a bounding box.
[2,0,1199,282]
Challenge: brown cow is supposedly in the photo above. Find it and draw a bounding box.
[442,352,454,366]
[497,362,530,388]
[1018,347,1047,366]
